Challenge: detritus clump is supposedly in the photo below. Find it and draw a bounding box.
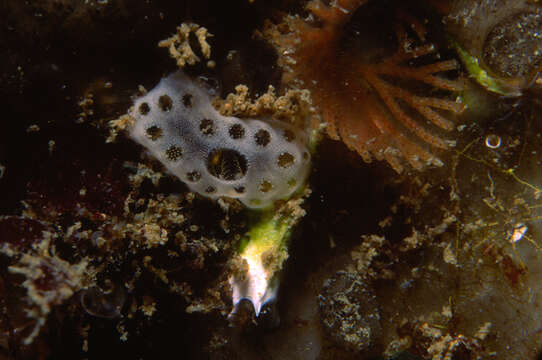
[318,271,381,352]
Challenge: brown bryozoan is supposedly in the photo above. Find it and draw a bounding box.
[263,0,465,172]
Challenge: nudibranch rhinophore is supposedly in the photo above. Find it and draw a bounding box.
[262,0,466,173]
[126,70,313,318]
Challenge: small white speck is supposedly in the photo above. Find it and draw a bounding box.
[48,140,55,155]
[26,124,40,133]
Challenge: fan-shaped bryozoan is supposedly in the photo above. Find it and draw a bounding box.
[263,0,465,173]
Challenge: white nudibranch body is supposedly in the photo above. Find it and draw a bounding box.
[128,71,311,209]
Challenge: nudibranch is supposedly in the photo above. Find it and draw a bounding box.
[262,0,466,173]
[127,71,311,209]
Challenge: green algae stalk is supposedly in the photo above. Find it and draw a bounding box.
[229,195,307,317]
[453,41,524,97]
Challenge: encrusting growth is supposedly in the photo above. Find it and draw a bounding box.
[158,23,213,68]
[263,0,466,173]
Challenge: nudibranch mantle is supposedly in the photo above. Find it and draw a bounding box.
[128,71,311,209]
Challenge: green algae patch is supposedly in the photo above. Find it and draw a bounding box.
[239,209,292,273]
